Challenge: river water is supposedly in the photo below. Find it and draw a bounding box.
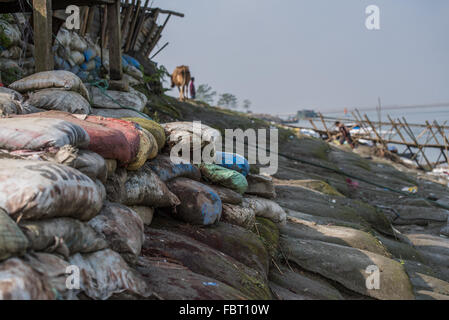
[293,105,449,164]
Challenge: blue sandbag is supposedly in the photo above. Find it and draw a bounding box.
[83,48,96,62]
[121,56,129,69]
[147,155,201,182]
[167,178,222,226]
[76,71,89,81]
[215,151,250,177]
[122,54,141,69]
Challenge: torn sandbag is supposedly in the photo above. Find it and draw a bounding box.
[0,160,103,221]
[200,163,248,194]
[88,202,144,263]
[18,111,136,165]
[244,196,287,225]
[0,117,90,151]
[122,117,166,151]
[221,203,256,229]
[147,155,201,182]
[20,218,108,258]
[88,86,147,112]
[167,178,222,226]
[9,70,90,100]
[23,252,78,300]
[26,89,91,114]
[245,174,276,199]
[0,209,29,262]
[0,257,56,300]
[69,249,151,300]
[215,151,250,177]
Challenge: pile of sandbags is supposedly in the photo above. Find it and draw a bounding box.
[9,71,91,114]
[0,14,35,84]
[53,27,144,84]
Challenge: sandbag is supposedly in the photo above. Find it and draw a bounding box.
[0,46,21,59]
[88,202,144,262]
[0,209,29,262]
[215,151,250,177]
[200,163,248,194]
[69,50,85,65]
[73,150,108,183]
[0,86,23,101]
[69,249,150,300]
[85,116,141,164]
[244,197,287,225]
[130,206,154,225]
[0,160,103,221]
[125,65,143,81]
[142,128,159,160]
[18,111,136,164]
[167,178,222,226]
[147,155,201,182]
[0,117,90,151]
[23,252,78,300]
[26,89,91,114]
[122,54,141,69]
[9,70,90,100]
[162,122,221,159]
[105,166,181,208]
[222,203,256,230]
[0,20,21,48]
[91,107,146,119]
[127,129,152,171]
[88,86,147,112]
[0,92,23,116]
[0,257,56,300]
[208,184,243,205]
[245,174,276,199]
[122,117,166,151]
[20,218,108,258]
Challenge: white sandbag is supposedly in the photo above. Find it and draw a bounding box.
[0,209,29,262]
[243,197,287,225]
[88,202,144,262]
[0,93,23,116]
[125,65,143,81]
[69,31,88,52]
[0,257,56,300]
[68,249,151,300]
[26,89,91,114]
[88,86,147,112]
[0,117,90,151]
[123,73,140,86]
[0,160,103,221]
[23,253,78,300]
[9,70,90,100]
[20,218,108,257]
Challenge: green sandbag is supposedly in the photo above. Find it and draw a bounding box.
[0,208,29,261]
[122,117,166,151]
[200,163,248,194]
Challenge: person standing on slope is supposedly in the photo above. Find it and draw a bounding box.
[189,77,196,100]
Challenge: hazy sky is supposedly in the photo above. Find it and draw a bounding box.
[153,0,449,114]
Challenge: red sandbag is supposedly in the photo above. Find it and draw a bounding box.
[13,111,135,165]
[84,116,140,162]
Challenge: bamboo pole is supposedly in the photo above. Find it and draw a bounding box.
[319,112,332,140]
[125,0,141,52]
[130,0,150,51]
[364,115,388,150]
[433,120,449,167]
[400,117,432,169]
[388,115,421,168]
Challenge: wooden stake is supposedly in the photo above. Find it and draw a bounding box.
[108,0,123,80]
[388,115,421,168]
[125,0,141,52]
[33,0,53,72]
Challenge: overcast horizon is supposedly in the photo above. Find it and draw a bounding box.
[152,0,449,114]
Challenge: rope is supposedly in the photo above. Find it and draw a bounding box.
[88,79,152,120]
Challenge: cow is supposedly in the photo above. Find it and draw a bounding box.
[171,65,191,101]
